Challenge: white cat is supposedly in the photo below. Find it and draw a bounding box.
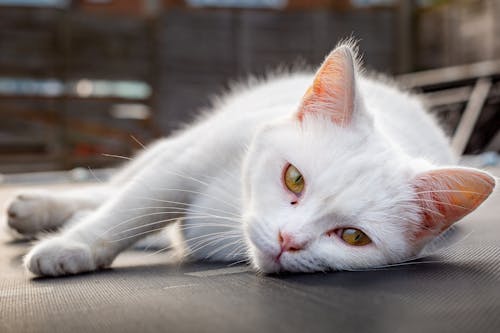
[6,42,495,276]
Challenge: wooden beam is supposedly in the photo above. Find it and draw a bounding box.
[451,78,492,155]
[422,86,472,107]
[398,59,500,88]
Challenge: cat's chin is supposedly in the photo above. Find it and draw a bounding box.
[249,247,282,273]
[255,259,282,274]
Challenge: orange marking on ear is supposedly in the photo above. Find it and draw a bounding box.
[412,168,495,242]
[296,46,355,127]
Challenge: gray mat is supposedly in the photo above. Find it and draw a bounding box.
[1,186,499,333]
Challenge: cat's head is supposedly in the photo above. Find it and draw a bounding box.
[241,44,495,273]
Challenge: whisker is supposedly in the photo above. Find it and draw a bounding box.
[121,206,242,223]
[205,239,245,259]
[149,160,241,201]
[227,258,251,267]
[100,211,183,238]
[152,187,241,210]
[108,226,168,243]
[87,167,104,183]
[123,206,195,212]
[178,222,241,231]
[104,209,240,239]
[187,234,241,256]
[415,190,489,196]
[118,216,241,236]
[102,153,133,161]
[143,245,173,258]
[226,243,248,259]
[353,259,442,271]
[373,213,415,223]
[156,168,211,187]
[130,134,146,149]
[115,217,183,235]
[137,197,241,218]
[187,231,239,250]
[185,230,240,244]
[405,198,470,210]
[393,203,445,217]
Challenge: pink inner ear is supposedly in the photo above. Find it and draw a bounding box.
[297,47,355,127]
[412,168,495,241]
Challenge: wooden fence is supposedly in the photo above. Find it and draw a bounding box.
[156,7,398,131]
[0,5,399,173]
[0,7,157,173]
[416,0,500,70]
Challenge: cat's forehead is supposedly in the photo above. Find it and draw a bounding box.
[260,117,372,155]
[253,116,410,193]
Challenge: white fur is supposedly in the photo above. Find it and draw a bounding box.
[6,43,487,277]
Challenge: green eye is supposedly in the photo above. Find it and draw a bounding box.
[284,164,305,194]
[341,228,372,246]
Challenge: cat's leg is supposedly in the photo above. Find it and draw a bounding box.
[24,139,201,276]
[5,139,172,237]
[6,186,112,237]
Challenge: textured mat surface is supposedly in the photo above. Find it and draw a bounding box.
[0,172,499,333]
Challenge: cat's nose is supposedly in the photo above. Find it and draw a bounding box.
[278,231,306,252]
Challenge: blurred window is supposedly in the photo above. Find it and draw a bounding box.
[351,0,395,6]
[0,0,69,7]
[186,0,287,8]
[0,77,151,100]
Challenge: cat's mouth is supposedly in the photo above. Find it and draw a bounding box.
[275,245,300,264]
[275,250,284,263]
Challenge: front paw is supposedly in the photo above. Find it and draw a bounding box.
[24,238,97,277]
[6,191,61,235]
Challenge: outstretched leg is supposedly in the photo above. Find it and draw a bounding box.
[5,138,173,237]
[23,137,204,276]
[6,186,112,236]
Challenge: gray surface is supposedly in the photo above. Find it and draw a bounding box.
[1,178,499,333]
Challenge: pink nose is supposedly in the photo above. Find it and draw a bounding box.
[278,231,305,252]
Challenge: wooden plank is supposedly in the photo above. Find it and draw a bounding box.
[398,59,500,88]
[451,78,492,155]
[422,86,472,107]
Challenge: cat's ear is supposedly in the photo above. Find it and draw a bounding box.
[411,168,495,242]
[297,46,356,127]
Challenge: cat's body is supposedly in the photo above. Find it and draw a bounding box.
[6,43,494,276]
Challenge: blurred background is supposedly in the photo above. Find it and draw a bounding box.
[0,0,498,177]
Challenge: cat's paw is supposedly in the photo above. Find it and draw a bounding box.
[24,238,97,276]
[6,191,68,235]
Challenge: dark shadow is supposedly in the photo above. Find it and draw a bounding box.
[4,238,33,245]
[27,260,232,283]
[263,259,499,290]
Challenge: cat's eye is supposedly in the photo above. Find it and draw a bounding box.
[340,228,371,246]
[284,164,305,194]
